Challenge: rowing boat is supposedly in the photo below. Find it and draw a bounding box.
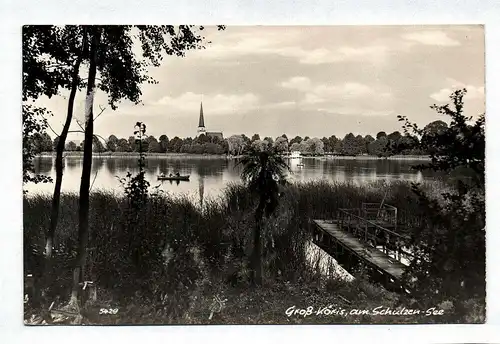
[157,175,190,181]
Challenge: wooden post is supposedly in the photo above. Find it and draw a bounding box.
[364,221,368,242]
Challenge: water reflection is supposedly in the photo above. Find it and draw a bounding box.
[26,156,434,199]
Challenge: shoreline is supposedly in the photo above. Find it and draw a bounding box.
[36,152,431,161]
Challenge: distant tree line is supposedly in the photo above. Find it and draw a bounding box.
[33,119,450,157]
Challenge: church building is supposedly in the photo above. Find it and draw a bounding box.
[197,102,223,140]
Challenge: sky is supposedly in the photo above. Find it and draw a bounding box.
[35,25,485,142]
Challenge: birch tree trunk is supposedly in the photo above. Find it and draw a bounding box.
[45,28,88,259]
[69,27,100,307]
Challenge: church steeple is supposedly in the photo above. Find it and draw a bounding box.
[198,102,205,128]
[197,101,206,136]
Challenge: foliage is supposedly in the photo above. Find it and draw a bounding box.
[397,88,485,316]
[341,133,364,156]
[238,145,290,216]
[26,180,483,323]
[106,135,118,152]
[299,137,324,156]
[23,26,87,102]
[227,135,246,155]
[65,141,77,151]
[398,89,485,185]
[22,104,53,190]
[238,143,290,285]
[273,136,289,153]
[117,122,151,210]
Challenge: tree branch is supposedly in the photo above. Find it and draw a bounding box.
[94,105,106,121]
[38,112,61,138]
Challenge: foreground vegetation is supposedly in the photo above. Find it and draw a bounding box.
[24,180,484,324]
[22,24,485,325]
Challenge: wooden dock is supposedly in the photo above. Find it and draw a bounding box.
[312,219,406,283]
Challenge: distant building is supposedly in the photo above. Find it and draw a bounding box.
[290,151,302,159]
[197,102,223,140]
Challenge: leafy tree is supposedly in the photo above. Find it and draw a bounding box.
[238,144,289,286]
[65,24,224,308]
[290,142,301,152]
[221,139,229,154]
[195,133,208,144]
[376,131,387,140]
[40,133,53,152]
[65,141,77,151]
[399,89,484,183]
[168,136,184,153]
[92,136,106,153]
[24,26,90,263]
[106,134,118,152]
[241,134,251,145]
[364,135,375,153]
[30,133,45,154]
[398,89,485,315]
[251,134,260,142]
[251,139,271,152]
[118,122,150,207]
[302,137,324,155]
[423,120,448,136]
[274,136,289,153]
[327,135,339,153]
[289,136,303,146]
[355,135,367,154]
[397,134,421,155]
[22,105,53,188]
[364,134,375,143]
[116,138,131,152]
[263,136,274,144]
[320,137,330,152]
[227,135,246,155]
[367,137,389,157]
[159,134,169,153]
[53,137,60,151]
[420,120,449,155]
[386,131,403,155]
[147,136,162,153]
[341,133,363,156]
[128,135,136,150]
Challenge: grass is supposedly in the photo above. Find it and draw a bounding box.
[23,180,484,324]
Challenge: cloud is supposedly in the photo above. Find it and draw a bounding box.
[154,92,260,115]
[264,101,297,109]
[280,76,394,116]
[402,31,461,46]
[282,77,392,103]
[281,76,312,91]
[197,28,391,65]
[318,106,396,117]
[430,79,484,102]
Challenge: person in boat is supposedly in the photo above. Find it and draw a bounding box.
[169,173,173,177]
[175,172,180,177]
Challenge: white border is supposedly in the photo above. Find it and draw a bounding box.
[1,1,499,343]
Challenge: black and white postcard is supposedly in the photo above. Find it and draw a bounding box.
[21,24,486,326]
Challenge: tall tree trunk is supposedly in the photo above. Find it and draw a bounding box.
[45,28,88,258]
[251,203,264,286]
[70,28,100,307]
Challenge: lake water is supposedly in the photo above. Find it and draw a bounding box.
[27,156,433,202]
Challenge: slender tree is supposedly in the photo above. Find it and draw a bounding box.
[67,25,224,308]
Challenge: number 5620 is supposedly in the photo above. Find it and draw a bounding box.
[99,308,118,315]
